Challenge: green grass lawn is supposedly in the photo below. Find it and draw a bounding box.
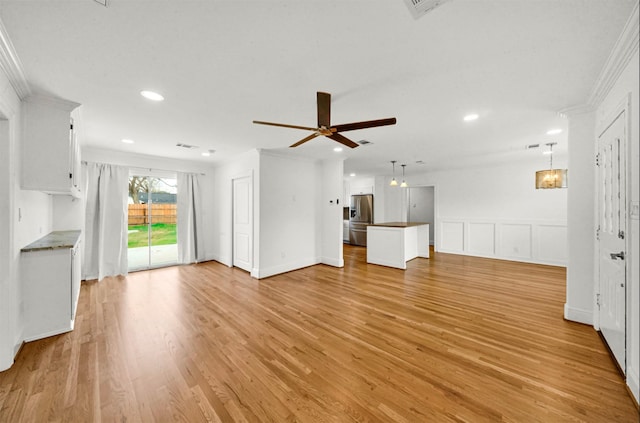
[128,223,177,248]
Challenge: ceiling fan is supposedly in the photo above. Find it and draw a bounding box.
[253,92,397,148]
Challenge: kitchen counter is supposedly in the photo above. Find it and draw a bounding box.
[367,223,430,269]
[368,222,427,228]
[21,230,81,252]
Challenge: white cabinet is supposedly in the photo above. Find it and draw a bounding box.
[349,176,375,196]
[21,231,82,342]
[22,95,81,197]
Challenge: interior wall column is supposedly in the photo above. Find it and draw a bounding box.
[563,106,596,325]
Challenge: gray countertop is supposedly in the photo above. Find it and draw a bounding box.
[21,230,81,252]
[368,222,429,228]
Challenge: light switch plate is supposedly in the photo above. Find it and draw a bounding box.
[630,201,639,220]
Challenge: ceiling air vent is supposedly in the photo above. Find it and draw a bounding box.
[176,143,199,149]
[357,140,373,146]
[403,0,453,19]
[525,143,540,150]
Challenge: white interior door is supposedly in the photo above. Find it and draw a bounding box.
[233,176,252,272]
[597,111,627,373]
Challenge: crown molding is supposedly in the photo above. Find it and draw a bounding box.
[0,17,30,100]
[558,103,595,118]
[587,2,639,107]
[24,93,80,111]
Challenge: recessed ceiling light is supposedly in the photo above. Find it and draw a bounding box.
[121,138,134,144]
[350,173,356,177]
[546,128,562,135]
[201,152,210,157]
[333,147,343,152]
[543,150,553,155]
[140,90,164,101]
[463,114,479,122]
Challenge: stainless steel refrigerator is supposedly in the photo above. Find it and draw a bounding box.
[349,194,373,246]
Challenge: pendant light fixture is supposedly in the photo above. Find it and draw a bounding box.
[390,161,398,186]
[535,142,568,189]
[400,164,408,187]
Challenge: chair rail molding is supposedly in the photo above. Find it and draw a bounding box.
[0,17,30,100]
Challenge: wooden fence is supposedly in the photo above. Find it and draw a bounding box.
[128,204,177,225]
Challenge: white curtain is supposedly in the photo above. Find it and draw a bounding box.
[177,172,204,264]
[83,162,129,280]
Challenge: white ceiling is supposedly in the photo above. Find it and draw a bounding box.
[0,0,635,177]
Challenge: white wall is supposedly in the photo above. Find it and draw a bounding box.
[0,105,14,371]
[594,48,639,402]
[564,5,638,402]
[258,151,321,278]
[380,159,568,266]
[211,150,343,279]
[0,70,54,370]
[565,110,596,325]
[320,159,344,267]
[210,149,259,268]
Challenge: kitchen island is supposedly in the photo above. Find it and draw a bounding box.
[366,222,430,269]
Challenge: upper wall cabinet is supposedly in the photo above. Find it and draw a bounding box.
[22,95,81,197]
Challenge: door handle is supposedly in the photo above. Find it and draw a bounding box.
[610,251,625,260]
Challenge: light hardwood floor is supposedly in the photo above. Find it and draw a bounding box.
[0,245,637,422]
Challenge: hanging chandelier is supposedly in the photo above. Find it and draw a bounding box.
[535,142,568,189]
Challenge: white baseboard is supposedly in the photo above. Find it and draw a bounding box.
[23,327,72,343]
[209,254,231,267]
[255,257,320,279]
[436,248,567,267]
[627,366,639,404]
[321,256,344,267]
[564,303,593,325]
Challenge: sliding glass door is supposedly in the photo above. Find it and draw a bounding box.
[127,174,178,271]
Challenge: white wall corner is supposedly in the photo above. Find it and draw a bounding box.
[563,303,593,325]
[587,2,639,106]
[321,256,344,268]
[0,17,31,100]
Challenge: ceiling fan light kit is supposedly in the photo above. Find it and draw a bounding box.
[253,92,396,149]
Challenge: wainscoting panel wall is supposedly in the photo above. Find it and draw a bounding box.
[440,221,464,252]
[499,223,532,260]
[438,219,567,266]
[467,222,495,255]
[535,224,568,264]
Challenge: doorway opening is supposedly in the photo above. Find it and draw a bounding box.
[406,186,435,248]
[127,173,178,271]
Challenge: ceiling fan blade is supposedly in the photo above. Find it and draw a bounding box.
[328,133,359,149]
[290,132,321,148]
[317,91,331,128]
[331,117,397,133]
[253,120,318,132]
